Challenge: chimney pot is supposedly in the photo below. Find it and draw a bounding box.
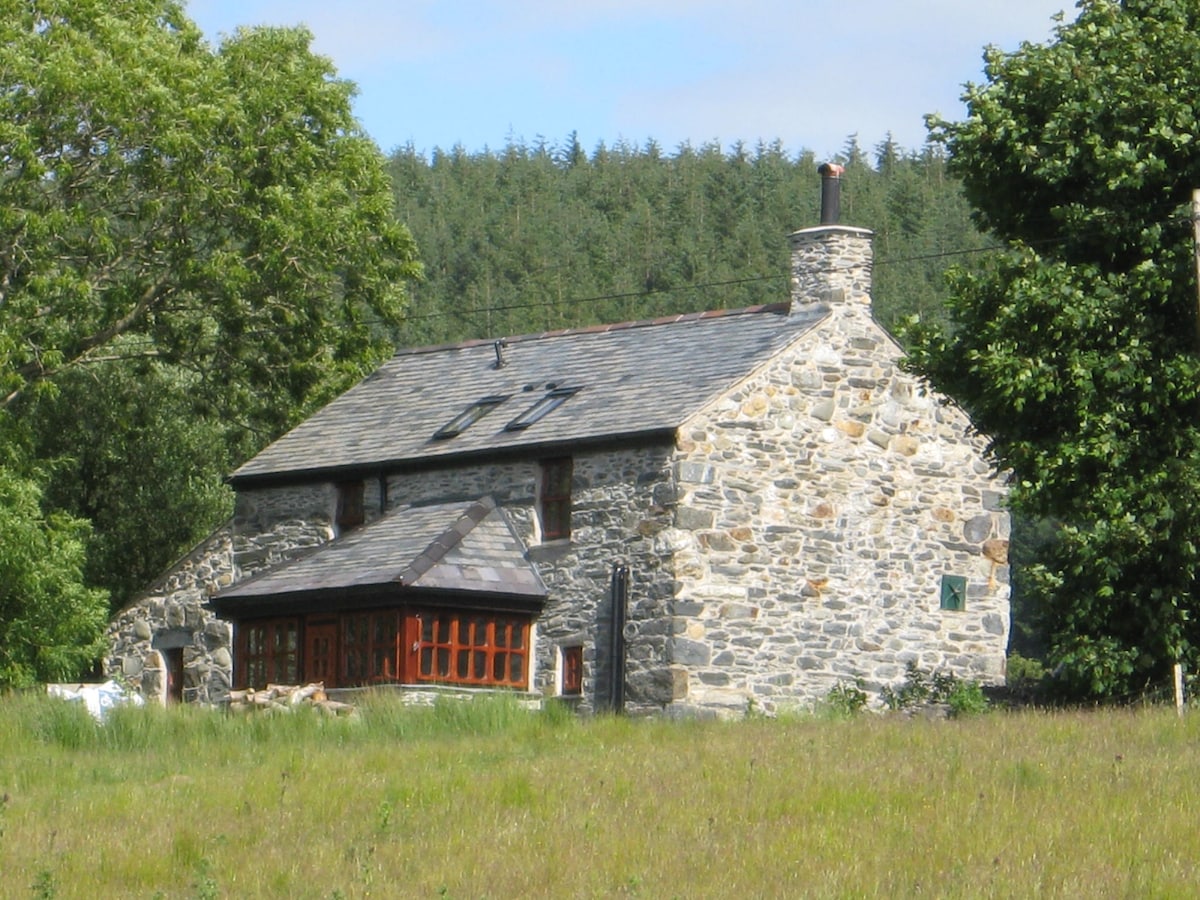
[818,162,844,225]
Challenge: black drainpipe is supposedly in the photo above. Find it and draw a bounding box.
[606,562,630,713]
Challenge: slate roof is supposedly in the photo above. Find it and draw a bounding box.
[230,302,830,485]
[209,497,546,615]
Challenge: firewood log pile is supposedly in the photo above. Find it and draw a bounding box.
[226,683,356,716]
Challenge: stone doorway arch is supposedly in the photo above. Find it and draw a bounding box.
[152,629,191,704]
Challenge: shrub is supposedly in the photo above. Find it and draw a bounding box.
[882,662,988,717]
[1006,651,1046,685]
[821,680,869,718]
[1004,651,1050,705]
[945,680,988,717]
[881,662,933,711]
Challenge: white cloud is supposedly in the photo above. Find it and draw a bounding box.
[186,0,1075,155]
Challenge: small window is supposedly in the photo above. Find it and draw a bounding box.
[505,387,581,431]
[433,395,509,440]
[336,481,365,531]
[539,457,573,541]
[561,646,583,696]
[940,574,967,611]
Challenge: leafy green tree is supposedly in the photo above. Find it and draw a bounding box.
[0,0,420,673]
[906,0,1200,697]
[0,449,107,688]
[0,0,420,431]
[32,365,236,609]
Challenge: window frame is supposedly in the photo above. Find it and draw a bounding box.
[504,386,581,431]
[432,395,509,440]
[539,457,573,541]
[238,617,300,689]
[234,607,533,691]
[561,645,583,696]
[341,610,401,684]
[407,609,530,689]
[336,480,365,531]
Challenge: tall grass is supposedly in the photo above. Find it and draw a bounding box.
[1,691,1197,897]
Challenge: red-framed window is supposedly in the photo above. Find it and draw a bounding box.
[236,608,532,690]
[239,618,300,688]
[408,610,530,688]
[304,620,338,684]
[342,610,400,684]
[561,645,583,696]
[336,481,365,531]
[539,457,573,541]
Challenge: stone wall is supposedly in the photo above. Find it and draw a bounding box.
[668,227,1009,714]
[107,446,681,713]
[381,446,679,714]
[105,529,237,704]
[105,494,338,704]
[230,486,338,578]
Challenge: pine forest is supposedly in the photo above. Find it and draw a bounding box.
[385,134,994,349]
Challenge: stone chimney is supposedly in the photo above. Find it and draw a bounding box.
[789,163,873,311]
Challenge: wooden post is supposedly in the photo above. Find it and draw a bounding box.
[1193,189,1200,346]
[1174,663,1185,717]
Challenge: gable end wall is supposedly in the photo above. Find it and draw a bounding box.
[105,489,339,703]
[669,306,1010,714]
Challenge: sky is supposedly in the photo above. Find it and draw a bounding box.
[186,0,1076,161]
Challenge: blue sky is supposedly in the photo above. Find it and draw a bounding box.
[186,0,1074,160]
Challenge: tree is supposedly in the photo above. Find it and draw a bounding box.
[0,0,421,679]
[0,444,108,688]
[0,0,420,433]
[906,0,1200,697]
[33,364,237,608]
[387,133,985,348]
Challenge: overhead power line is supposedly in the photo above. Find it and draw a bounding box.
[401,210,1197,327]
[400,242,1001,325]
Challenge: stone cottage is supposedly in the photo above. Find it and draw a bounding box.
[106,171,1010,714]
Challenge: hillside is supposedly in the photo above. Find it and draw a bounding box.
[386,135,995,348]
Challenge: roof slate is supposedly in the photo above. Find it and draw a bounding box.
[231,303,829,483]
[213,497,546,607]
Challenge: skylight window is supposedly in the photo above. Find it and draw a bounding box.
[432,395,509,440]
[505,386,581,431]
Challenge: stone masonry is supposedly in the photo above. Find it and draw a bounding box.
[106,530,237,704]
[666,226,1009,713]
[105,491,336,704]
[378,447,680,714]
[107,446,682,714]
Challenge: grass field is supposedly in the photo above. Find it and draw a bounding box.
[0,692,1196,898]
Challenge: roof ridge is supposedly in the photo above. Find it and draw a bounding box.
[389,302,791,359]
[396,496,498,586]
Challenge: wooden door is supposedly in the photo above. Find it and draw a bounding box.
[304,621,339,687]
[163,647,184,703]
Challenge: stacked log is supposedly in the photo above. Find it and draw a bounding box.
[226,683,355,716]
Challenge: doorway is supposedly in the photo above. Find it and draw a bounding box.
[304,621,338,685]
